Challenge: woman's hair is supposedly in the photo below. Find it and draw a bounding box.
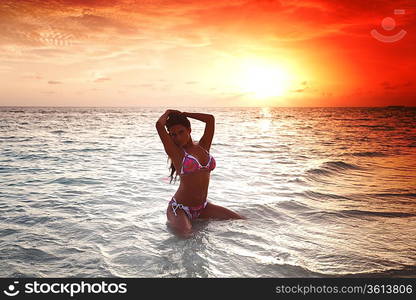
[165,112,191,183]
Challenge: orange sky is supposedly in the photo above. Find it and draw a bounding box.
[0,0,415,107]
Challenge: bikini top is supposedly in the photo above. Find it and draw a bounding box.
[180,147,216,175]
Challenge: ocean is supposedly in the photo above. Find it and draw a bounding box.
[0,106,415,277]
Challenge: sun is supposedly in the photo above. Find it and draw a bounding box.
[237,59,293,100]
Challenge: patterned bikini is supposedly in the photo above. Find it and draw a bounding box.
[169,147,216,220]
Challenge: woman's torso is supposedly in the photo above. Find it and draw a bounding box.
[173,144,215,207]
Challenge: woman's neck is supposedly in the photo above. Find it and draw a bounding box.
[183,138,195,151]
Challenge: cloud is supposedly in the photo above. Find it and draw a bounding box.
[321,91,333,97]
[0,66,14,73]
[41,91,56,94]
[21,73,43,79]
[138,83,154,87]
[381,81,414,90]
[291,80,310,93]
[292,88,306,93]
[1,0,415,107]
[2,0,415,48]
[94,77,111,82]
[2,0,413,62]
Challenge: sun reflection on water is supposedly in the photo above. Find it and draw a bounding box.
[258,107,272,131]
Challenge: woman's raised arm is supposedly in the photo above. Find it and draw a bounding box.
[155,110,182,159]
[182,112,214,123]
[182,112,215,151]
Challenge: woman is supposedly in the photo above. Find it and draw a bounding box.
[156,109,244,237]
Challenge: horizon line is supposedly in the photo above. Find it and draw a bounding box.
[0,105,414,109]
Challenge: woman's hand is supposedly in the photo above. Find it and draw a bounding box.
[157,109,182,126]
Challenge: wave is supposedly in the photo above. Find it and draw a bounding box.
[351,151,387,157]
[12,137,34,142]
[302,190,351,201]
[341,209,416,218]
[79,148,107,152]
[292,205,416,223]
[0,228,19,238]
[17,154,56,161]
[357,124,395,131]
[2,245,60,262]
[48,177,103,186]
[36,109,63,114]
[62,148,107,153]
[1,109,26,113]
[324,161,361,170]
[374,193,416,198]
[50,130,66,134]
[306,161,362,178]
[288,177,308,184]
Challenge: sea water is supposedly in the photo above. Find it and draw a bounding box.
[0,106,415,277]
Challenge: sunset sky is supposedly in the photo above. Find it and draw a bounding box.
[0,0,415,107]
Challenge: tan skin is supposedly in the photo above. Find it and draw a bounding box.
[156,109,244,237]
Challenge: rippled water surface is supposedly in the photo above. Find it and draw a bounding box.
[1,106,415,277]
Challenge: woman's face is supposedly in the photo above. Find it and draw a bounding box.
[168,124,191,147]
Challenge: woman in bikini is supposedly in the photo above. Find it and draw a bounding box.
[156,109,244,237]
